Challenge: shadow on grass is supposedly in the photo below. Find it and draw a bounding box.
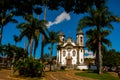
[75,70,119,80]
[12,74,42,80]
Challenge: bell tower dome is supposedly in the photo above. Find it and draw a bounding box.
[58,31,65,42]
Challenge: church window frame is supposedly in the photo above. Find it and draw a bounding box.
[81,49,82,52]
[63,50,66,57]
[72,50,76,57]
[80,37,83,43]
[67,48,71,52]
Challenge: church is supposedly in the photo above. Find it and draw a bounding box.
[57,29,84,67]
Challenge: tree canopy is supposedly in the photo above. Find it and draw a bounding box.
[0,0,106,15]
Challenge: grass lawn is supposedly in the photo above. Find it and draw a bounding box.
[75,71,119,80]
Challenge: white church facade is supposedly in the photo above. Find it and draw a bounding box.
[57,29,84,67]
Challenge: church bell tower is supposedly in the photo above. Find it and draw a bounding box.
[76,29,84,46]
[76,29,84,64]
[58,31,65,43]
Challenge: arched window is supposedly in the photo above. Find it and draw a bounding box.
[73,50,76,57]
[63,51,66,57]
[81,49,82,52]
[80,37,82,42]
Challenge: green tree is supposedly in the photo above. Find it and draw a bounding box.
[48,31,59,71]
[86,29,112,71]
[103,49,120,67]
[78,6,120,74]
[0,11,17,45]
[86,29,112,53]
[16,15,48,58]
[14,57,44,77]
[0,0,105,16]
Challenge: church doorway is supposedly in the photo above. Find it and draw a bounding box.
[66,59,72,66]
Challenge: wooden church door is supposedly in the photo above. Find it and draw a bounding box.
[66,59,72,66]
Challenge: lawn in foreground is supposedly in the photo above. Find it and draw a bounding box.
[75,71,119,80]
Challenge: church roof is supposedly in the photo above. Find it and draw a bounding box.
[76,29,83,35]
[59,31,64,36]
[62,39,76,47]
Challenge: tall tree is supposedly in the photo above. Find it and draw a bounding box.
[85,29,112,71]
[48,31,59,71]
[16,15,48,57]
[103,49,120,67]
[40,0,48,62]
[0,0,103,15]
[0,11,17,45]
[78,6,120,74]
[86,29,112,54]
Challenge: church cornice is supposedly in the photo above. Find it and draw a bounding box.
[57,44,84,50]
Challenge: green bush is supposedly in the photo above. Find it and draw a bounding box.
[14,57,44,78]
[60,66,66,70]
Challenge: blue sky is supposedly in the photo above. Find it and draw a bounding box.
[2,0,120,58]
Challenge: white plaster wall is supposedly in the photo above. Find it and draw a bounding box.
[57,48,84,65]
[79,49,84,64]
[72,49,77,65]
[72,57,77,64]
[77,65,88,70]
[61,49,67,65]
[58,50,60,62]
[61,57,66,65]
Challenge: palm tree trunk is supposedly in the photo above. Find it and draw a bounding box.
[11,52,16,76]
[97,26,102,75]
[95,51,99,72]
[40,1,47,62]
[24,41,28,57]
[41,35,45,62]
[50,43,53,71]
[30,38,33,57]
[33,41,37,59]
[0,25,3,45]
[98,38,102,74]
[44,0,47,20]
[33,48,36,59]
[0,26,4,64]
[41,42,44,61]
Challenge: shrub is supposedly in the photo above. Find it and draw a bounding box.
[14,57,44,77]
[60,66,66,70]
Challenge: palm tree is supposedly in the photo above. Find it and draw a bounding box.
[86,29,112,53]
[78,6,120,74]
[16,15,48,57]
[0,4,17,59]
[85,29,112,70]
[48,31,59,71]
[0,10,17,45]
[40,0,48,62]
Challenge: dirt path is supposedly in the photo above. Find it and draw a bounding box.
[0,69,11,80]
[0,69,22,80]
[43,70,94,80]
[0,69,119,80]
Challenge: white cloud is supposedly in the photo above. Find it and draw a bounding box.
[47,11,71,28]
